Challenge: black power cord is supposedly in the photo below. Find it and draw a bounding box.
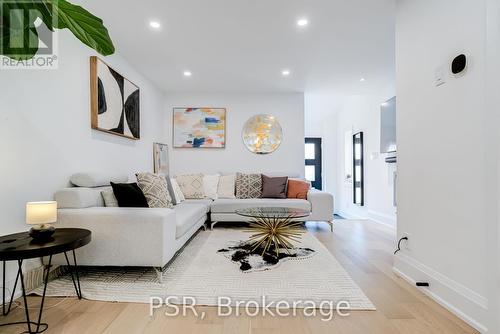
[394,237,408,255]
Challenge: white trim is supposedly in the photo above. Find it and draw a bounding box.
[394,254,488,333]
[335,210,365,220]
[367,210,396,229]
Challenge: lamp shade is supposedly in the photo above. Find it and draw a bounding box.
[26,201,57,225]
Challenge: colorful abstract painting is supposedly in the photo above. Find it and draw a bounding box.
[173,108,226,148]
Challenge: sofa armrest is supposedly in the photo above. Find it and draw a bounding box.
[307,189,334,221]
[55,207,177,267]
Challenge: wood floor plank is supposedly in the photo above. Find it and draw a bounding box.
[0,220,479,334]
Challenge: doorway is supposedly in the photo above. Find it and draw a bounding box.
[305,138,322,190]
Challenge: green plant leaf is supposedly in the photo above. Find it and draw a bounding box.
[0,2,39,60]
[51,0,115,56]
[0,0,115,60]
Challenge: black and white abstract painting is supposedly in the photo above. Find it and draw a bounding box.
[91,57,140,139]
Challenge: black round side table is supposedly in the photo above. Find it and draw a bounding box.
[0,228,91,334]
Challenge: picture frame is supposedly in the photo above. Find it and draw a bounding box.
[153,143,169,174]
[90,56,140,140]
[172,107,226,148]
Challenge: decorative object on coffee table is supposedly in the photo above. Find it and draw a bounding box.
[236,207,310,256]
[26,201,57,240]
[0,228,91,334]
[242,114,282,154]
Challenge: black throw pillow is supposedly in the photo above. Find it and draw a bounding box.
[110,182,149,208]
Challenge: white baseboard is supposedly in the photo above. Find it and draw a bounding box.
[336,210,365,220]
[336,209,397,230]
[394,254,488,333]
[367,210,396,229]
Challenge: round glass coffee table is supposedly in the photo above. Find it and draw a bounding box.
[236,207,310,256]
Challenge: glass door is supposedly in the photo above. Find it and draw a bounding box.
[305,138,322,190]
[353,132,364,205]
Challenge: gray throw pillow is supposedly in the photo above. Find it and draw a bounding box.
[261,175,288,199]
[164,175,177,205]
[235,173,262,199]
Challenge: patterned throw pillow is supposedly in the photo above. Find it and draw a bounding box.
[235,173,262,199]
[175,174,205,199]
[135,172,173,208]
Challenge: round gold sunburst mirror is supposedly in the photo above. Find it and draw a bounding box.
[242,114,283,154]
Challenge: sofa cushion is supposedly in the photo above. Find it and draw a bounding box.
[164,175,177,205]
[211,198,311,213]
[287,179,310,200]
[55,187,108,209]
[170,178,185,203]
[136,172,173,208]
[110,182,149,208]
[203,174,220,199]
[70,173,128,188]
[101,189,118,207]
[176,174,205,199]
[261,175,288,199]
[173,203,207,238]
[217,174,236,199]
[182,199,213,213]
[235,173,262,199]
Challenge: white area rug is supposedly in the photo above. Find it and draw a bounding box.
[33,229,375,310]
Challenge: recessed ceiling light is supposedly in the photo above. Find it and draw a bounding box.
[282,69,291,76]
[360,78,366,82]
[183,71,192,77]
[149,21,161,29]
[297,18,309,27]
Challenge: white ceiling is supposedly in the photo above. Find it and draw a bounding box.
[84,0,395,94]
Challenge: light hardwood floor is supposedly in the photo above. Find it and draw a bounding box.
[0,220,478,334]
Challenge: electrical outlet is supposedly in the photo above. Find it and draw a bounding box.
[401,233,411,250]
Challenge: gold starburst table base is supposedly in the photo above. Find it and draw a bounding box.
[236,207,311,257]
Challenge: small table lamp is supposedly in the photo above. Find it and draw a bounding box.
[26,201,57,239]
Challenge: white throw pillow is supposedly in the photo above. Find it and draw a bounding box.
[203,174,220,200]
[170,178,185,203]
[217,174,236,199]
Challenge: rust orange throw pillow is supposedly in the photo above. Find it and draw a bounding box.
[287,179,310,199]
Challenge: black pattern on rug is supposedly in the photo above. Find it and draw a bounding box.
[218,241,315,272]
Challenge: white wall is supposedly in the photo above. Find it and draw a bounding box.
[334,95,396,226]
[304,94,340,193]
[395,0,497,332]
[0,31,167,285]
[164,93,305,177]
[305,94,396,227]
[485,1,499,332]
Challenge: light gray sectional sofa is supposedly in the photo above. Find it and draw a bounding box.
[52,178,334,270]
[209,190,333,230]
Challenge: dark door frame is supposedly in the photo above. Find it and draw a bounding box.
[353,132,364,206]
[305,137,322,190]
